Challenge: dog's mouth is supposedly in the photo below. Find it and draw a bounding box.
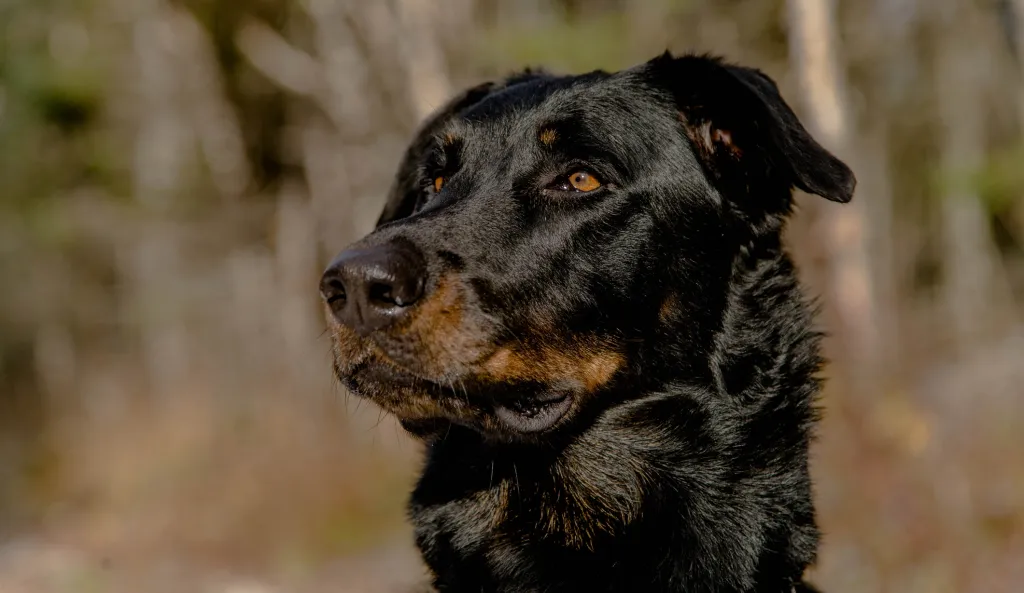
[339,354,578,436]
[327,308,622,438]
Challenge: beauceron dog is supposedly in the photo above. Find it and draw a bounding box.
[319,51,854,593]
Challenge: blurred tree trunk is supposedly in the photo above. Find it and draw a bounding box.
[628,0,669,56]
[855,0,920,383]
[934,0,1018,350]
[1011,0,1024,239]
[395,0,455,121]
[131,3,194,398]
[856,125,899,380]
[1014,0,1024,123]
[786,0,883,395]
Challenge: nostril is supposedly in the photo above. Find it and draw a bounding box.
[368,282,396,307]
[326,280,346,304]
[320,273,348,308]
[368,280,422,307]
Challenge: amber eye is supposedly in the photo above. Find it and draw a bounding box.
[568,171,601,192]
[433,177,445,192]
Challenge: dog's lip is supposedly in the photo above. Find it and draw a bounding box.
[493,392,574,433]
[354,360,421,387]
[344,358,578,434]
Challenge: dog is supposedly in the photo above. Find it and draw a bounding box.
[319,51,854,593]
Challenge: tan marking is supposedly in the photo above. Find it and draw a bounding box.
[678,114,715,161]
[482,347,519,377]
[678,113,742,159]
[327,272,624,432]
[403,274,466,368]
[696,121,716,153]
[490,480,512,529]
[325,314,460,423]
[442,133,457,145]
[539,450,646,550]
[659,293,679,322]
[580,350,623,391]
[324,303,367,362]
[539,128,558,146]
[328,273,489,387]
[480,339,623,392]
[712,127,742,157]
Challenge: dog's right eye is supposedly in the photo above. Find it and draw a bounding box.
[434,176,445,192]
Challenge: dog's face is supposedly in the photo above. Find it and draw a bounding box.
[321,53,853,441]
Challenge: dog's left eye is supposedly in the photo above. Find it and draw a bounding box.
[433,177,445,192]
[551,171,602,193]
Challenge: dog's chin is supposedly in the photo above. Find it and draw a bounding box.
[336,358,577,439]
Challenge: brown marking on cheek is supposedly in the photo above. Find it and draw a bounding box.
[538,128,558,146]
[579,350,623,391]
[383,273,491,378]
[404,275,463,337]
[480,339,624,392]
[442,132,458,146]
[406,275,464,368]
[481,347,523,379]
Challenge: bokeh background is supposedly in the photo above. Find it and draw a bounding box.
[1,0,1023,591]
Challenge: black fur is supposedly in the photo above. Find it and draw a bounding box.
[323,52,854,592]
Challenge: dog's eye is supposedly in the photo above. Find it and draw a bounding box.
[548,171,603,193]
[433,177,445,192]
[566,171,601,192]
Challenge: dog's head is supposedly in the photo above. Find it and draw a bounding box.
[320,53,854,441]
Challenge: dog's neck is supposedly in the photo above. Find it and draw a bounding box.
[408,247,823,593]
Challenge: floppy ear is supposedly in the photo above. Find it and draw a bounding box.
[377,70,550,227]
[647,52,855,210]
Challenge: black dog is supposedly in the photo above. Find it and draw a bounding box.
[320,52,854,593]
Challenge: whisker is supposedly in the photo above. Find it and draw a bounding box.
[372,408,387,430]
[443,376,457,444]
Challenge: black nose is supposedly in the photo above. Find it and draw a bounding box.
[320,243,427,336]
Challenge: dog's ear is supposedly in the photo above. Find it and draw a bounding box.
[377,70,549,227]
[646,52,855,208]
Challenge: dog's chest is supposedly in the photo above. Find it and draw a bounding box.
[409,449,652,592]
[411,479,534,591]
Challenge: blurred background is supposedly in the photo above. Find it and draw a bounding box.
[1,0,1023,591]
